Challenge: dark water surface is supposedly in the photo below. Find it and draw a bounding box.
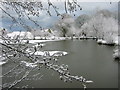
[2,40,118,88]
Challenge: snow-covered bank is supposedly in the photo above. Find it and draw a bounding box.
[1,36,119,46]
[97,39,119,46]
[26,49,68,57]
[34,51,68,56]
[113,49,120,60]
[79,36,97,39]
[97,39,107,44]
[35,36,67,40]
[22,39,65,44]
[0,38,65,45]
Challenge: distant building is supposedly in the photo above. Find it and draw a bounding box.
[6,31,34,39]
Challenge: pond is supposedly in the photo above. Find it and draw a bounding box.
[2,40,118,88]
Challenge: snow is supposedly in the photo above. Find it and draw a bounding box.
[97,39,107,44]
[21,61,37,68]
[23,40,56,43]
[0,55,7,65]
[34,51,68,56]
[26,49,68,57]
[20,60,47,68]
[22,38,66,44]
[79,36,87,39]
[85,80,93,83]
[114,36,120,45]
[32,43,45,48]
[6,31,34,39]
[0,61,6,66]
[97,39,117,45]
[1,36,119,47]
[114,40,119,45]
[0,55,6,61]
[113,49,118,53]
[0,39,3,43]
[113,49,120,60]
[34,36,41,40]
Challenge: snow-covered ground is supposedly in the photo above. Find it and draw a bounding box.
[22,38,65,44]
[6,31,34,39]
[0,37,66,45]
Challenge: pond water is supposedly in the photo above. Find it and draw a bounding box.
[2,40,118,88]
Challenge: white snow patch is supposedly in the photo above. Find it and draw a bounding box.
[0,61,6,66]
[85,80,93,83]
[0,39,3,43]
[113,49,120,59]
[22,37,66,44]
[114,36,120,45]
[22,39,62,44]
[21,61,37,68]
[26,49,68,57]
[34,51,68,56]
[97,39,107,44]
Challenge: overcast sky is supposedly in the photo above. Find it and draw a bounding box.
[1,1,118,31]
